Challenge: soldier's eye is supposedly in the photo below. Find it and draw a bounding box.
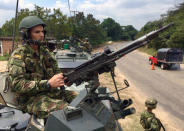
[33,30,44,34]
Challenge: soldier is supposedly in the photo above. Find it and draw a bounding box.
[8,16,77,119]
[140,98,165,131]
[45,40,58,58]
[46,40,57,52]
[82,38,92,53]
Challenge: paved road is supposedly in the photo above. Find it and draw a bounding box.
[108,42,184,130]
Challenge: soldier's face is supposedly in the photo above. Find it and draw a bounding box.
[30,25,44,41]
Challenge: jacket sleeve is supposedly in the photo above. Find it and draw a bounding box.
[8,50,48,94]
[51,52,61,74]
[140,113,147,129]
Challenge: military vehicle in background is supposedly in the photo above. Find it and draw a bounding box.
[54,37,92,73]
[149,48,183,70]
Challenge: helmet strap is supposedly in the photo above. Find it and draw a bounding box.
[27,39,42,47]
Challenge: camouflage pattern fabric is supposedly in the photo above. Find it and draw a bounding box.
[140,110,162,131]
[8,44,77,119]
[84,41,92,52]
[26,90,77,118]
[81,41,92,53]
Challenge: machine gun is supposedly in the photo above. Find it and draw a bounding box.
[64,23,173,86]
[44,23,173,131]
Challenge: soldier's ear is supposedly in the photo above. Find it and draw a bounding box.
[44,30,47,36]
[19,30,28,40]
[19,29,30,40]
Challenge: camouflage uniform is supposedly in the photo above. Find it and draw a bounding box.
[140,110,162,131]
[83,41,92,53]
[8,44,77,119]
[140,98,162,131]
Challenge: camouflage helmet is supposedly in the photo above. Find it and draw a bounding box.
[145,98,157,109]
[19,16,46,30]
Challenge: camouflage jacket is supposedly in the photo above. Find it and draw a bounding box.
[140,110,162,131]
[8,44,61,103]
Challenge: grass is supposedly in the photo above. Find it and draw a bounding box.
[139,47,184,63]
[0,55,9,61]
[138,47,157,56]
[119,112,144,131]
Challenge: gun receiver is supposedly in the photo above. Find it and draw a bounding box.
[64,23,173,85]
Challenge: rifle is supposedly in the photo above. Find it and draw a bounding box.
[64,23,173,86]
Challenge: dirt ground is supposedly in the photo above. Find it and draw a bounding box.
[99,69,182,131]
[0,61,8,72]
[0,60,182,130]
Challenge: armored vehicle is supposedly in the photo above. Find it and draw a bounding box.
[55,48,91,73]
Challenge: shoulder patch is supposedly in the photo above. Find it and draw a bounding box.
[13,54,22,59]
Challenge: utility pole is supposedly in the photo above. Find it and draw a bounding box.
[71,10,80,17]
[67,0,71,17]
[11,0,19,53]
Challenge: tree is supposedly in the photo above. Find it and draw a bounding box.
[0,28,2,36]
[46,8,72,39]
[1,19,14,37]
[136,2,184,51]
[101,18,122,41]
[71,12,107,45]
[121,25,138,40]
[166,25,184,49]
[0,5,107,46]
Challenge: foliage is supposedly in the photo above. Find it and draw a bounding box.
[136,2,184,51]
[101,18,122,41]
[121,25,138,40]
[101,18,138,41]
[0,54,9,61]
[1,19,14,37]
[0,5,107,45]
[0,5,137,46]
[138,47,157,56]
[0,28,2,36]
[71,12,107,45]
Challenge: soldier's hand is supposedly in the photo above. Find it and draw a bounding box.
[48,73,65,88]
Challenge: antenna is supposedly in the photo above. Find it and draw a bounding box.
[11,0,19,53]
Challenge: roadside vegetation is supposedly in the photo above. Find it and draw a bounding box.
[0,55,9,61]
[138,47,157,56]
[1,3,183,53]
[136,3,184,52]
[0,5,137,47]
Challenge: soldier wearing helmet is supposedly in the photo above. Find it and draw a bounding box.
[145,98,158,109]
[78,37,92,53]
[46,40,57,52]
[140,98,165,131]
[8,16,77,119]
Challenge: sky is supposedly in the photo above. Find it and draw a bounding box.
[0,0,183,30]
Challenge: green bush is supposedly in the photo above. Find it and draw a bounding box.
[0,54,9,61]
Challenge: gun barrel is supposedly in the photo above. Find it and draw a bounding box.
[120,99,133,109]
[110,23,174,61]
[64,23,173,85]
[121,107,136,118]
[114,107,136,120]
